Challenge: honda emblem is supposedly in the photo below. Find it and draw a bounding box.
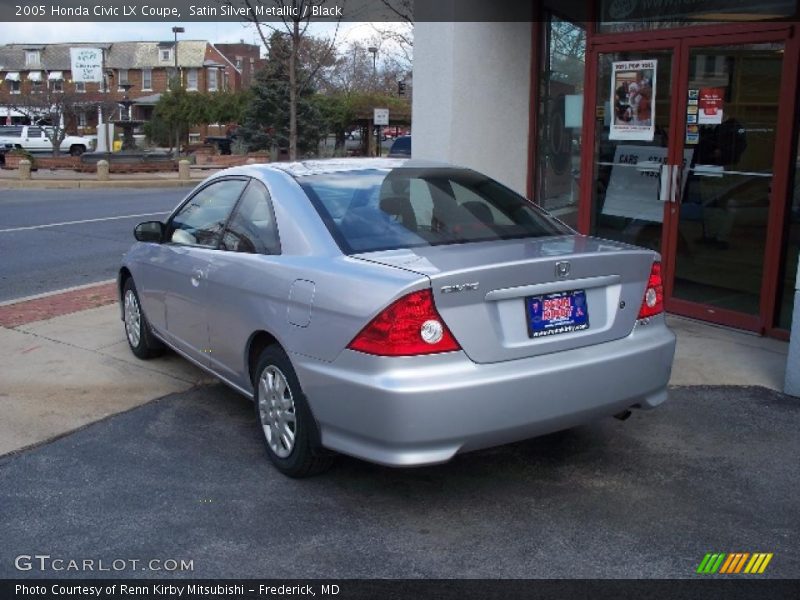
[555,261,570,278]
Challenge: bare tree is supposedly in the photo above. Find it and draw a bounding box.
[4,85,88,155]
[319,37,409,96]
[222,0,342,160]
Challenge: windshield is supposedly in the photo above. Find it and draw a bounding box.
[298,167,572,254]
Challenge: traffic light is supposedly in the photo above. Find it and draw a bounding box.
[398,80,406,96]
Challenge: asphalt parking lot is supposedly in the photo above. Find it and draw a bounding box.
[1,384,798,579]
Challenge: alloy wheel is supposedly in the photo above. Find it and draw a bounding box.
[258,366,297,458]
[124,289,141,348]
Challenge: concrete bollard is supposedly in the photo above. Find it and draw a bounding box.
[178,159,190,181]
[18,159,31,180]
[785,251,800,397]
[96,160,110,181]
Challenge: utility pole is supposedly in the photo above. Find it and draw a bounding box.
[171,26,184,158]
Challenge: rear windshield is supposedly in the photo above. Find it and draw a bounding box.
[298,167,572,254]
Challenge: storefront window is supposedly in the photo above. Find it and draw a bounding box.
[776,129,800,330]
[536,15,586,228]
[597,0,798,34]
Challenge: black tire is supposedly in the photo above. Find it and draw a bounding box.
[253,345,333,478]
[122,278,165,359]
[69,145,85,156]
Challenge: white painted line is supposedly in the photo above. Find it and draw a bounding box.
[0,212,169,234]
[0,279,116,307]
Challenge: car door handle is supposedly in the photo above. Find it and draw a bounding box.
[190,268,204,287]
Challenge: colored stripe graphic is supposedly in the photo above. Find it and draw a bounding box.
[697,553,725,574]
[699,552,773,574]
[744,553,773,574]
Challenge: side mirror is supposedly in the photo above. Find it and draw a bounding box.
[134,221,165,243]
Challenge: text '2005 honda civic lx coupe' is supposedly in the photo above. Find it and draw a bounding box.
[119,159,676,477]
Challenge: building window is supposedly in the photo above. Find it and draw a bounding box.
[78,111,87,128]
[9,79,20,94]
[75,81,85,93]
[235,57,242,70]
[207,68,218,92]
[25,50,40,66]
[160,48,173,62]
[29,72,43,93]
[535,15,586,229]
[187,68,198,91]
[117,69,129,89]
[142,68,152,90]
[50,79,63,93]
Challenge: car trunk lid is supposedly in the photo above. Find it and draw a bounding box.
[353,235,658,363]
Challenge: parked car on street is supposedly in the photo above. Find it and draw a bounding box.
[119,159,676,477]
[387,135,411,158]
[0,125,94,155]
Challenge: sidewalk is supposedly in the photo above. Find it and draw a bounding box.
[0,166,221,189]
[0,283,790,457]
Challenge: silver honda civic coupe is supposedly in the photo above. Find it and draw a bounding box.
[119,158,676,477]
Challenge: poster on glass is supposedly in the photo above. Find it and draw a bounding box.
[610,60,656,141]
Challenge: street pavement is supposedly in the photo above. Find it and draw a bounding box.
[0,384,797,579]
[0,188,186,302]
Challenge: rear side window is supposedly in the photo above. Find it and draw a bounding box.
[299,167,571,254]
[221,180,281,254]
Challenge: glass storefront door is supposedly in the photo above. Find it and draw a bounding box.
[585,32,795,333]
[670,43,784,326]
[590,48,677,254]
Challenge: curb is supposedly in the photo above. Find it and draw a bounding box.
[0,179,203,189]
[0,281,118,328]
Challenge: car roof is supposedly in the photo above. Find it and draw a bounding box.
[253,158,452,178]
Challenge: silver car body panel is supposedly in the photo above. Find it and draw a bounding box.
[121,158,676,467]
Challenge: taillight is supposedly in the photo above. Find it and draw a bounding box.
[638,261,664,319]
[348,289,461,356]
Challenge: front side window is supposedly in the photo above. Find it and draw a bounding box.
[167,179,247,248]
[75,81,85,93]
[207,68,218,91]
[299,168,571,254]
[9,79,20,94]
[117,69,129,88]
[25,50,40,66]
[221,180,281,254]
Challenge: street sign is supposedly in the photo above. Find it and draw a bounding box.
[373,108,389,126]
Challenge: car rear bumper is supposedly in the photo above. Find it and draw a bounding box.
[293,318,676,467]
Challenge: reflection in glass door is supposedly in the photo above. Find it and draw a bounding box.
[672,43,784,320]
[590,50,675,253]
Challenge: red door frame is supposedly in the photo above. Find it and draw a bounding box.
[578,21,799,334]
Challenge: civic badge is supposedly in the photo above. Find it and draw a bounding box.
[555,261,570,279]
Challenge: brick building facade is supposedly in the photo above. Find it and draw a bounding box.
[215,42,265,88]
[0,40,246,140]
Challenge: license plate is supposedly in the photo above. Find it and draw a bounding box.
[526,289,589,338]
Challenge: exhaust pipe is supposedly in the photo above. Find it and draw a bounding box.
[613,409,632,421]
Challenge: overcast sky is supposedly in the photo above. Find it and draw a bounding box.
[0,21,380,55]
